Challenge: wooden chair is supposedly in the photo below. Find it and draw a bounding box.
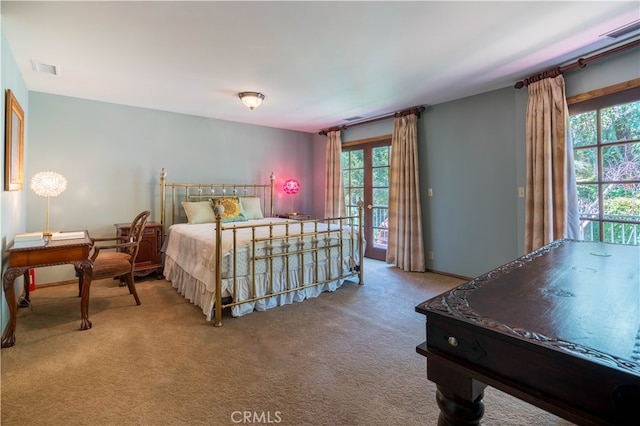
[77,210,150,305]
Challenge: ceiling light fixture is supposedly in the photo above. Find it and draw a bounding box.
[239,92,265,110]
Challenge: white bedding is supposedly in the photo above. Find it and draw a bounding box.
[163,218,361,319]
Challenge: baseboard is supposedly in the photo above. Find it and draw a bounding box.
[34,279,78,289]
[426,268,472,282]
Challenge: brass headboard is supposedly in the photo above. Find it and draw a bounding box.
[159,168,275,232]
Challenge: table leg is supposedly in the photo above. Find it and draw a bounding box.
[2,268,28,348]
[427,356,487,426]
[19,269,30,308]
[436,385,485,426]
[76,259,93,330]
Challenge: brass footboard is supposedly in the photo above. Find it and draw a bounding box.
[211,203,364,326]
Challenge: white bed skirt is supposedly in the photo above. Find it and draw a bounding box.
[164,256,351,320]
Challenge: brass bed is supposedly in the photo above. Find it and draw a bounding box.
[159,168,364,326]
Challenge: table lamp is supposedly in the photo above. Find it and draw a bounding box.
[30,170,67,236]
[283,178,300,215]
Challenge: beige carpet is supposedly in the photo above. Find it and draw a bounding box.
[1,259,575,425]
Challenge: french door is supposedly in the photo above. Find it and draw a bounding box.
[342,137,391,261]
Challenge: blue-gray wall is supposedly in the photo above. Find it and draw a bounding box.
[2,17,639,337]
[1,27,29,334]
[24,93,314,284]
[313,46,639,278]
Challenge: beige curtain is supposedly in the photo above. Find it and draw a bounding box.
[324,130,346,219]
[524,74,579,252]
[386,113,425,272]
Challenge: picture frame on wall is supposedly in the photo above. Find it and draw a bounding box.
[4,89,24,191]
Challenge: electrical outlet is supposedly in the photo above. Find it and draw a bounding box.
[428,251,434,260]
[518,187,525,198]
[427,188,433,197]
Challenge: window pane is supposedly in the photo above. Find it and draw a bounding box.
[602,143,640,181]
[574,147,598,182]
[601,100,640,143]
[373,210,388,249]
[350,188,363,205]
[603,221,640,245]
[570,111,597,147]
[372,188,389,208]
[603,183,640,221]
[345,205,358,217]
[350,169,364,187]
[577,184,599,216]
[349,150,364,168]
[579,219,599,242]
[341,152,349,169]
[372,146,390,166]
[372,167,388,187]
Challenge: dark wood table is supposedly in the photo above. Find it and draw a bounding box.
[2,231,93,348]
[416,239,640,425]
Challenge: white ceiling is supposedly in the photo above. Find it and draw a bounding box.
[2,1,639,133]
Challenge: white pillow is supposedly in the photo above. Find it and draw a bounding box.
[240,197,264,220]
[181,201,216,224]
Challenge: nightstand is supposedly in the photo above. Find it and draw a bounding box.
[278,213,310,220]
[115,222,163,279]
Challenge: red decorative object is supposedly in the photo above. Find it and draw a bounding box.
[283,179,300,195]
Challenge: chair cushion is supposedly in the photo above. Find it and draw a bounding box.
[91,252,132,279]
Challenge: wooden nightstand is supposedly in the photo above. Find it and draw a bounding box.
[115,222,163,279]
[278,213,310,220]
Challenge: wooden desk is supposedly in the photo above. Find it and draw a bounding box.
[416,239,640,425]
[2,232,93,348]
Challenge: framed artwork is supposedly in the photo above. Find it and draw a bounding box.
[4,89,24,191]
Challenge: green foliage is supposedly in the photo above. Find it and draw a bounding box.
[571,100,640,244]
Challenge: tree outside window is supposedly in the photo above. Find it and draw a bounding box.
[569,88,640,245]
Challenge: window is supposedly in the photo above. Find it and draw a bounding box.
[342,137,391,260]
[568,83,640,245]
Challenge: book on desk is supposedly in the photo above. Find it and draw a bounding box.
[50,231,86,241]
[13,232,45,248]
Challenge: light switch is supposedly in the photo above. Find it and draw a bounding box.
[427,188,433,197]
[518,187,525,198]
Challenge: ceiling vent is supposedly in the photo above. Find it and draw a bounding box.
[344,116,364,122]
[31,60,59,75]
[601,20,640,39]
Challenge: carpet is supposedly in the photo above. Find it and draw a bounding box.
[1,259,575,425]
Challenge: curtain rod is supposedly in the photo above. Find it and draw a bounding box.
[514,38,640,89]
[319,105,425,136]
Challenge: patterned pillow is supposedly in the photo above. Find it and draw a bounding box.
[213,197,247,223]
[182,201,216,224]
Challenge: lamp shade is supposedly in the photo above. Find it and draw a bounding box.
[283,179,300,195]
[239,92,265,110]
[30,171,67,197]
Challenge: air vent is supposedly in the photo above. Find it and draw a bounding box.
[344,116,364,122]
[31,60,59,75]
[601,20,640,39]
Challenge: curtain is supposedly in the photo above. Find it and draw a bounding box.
[386,113,425,272]
[324,130,346,219]
[524,74,579,253]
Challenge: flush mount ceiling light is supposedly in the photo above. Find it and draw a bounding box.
[239,92,265,110]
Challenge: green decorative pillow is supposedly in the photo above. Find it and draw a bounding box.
[182,201,216,224]
[239,197,264,220]
[213,197,247,223]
